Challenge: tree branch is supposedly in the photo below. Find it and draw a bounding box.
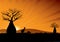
[2,16,10,21]
[13,15,22,21]
[1,12,11,17]
[9,9,16,15]
[12,11,20,17]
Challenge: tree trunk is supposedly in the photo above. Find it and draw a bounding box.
[7,21,16,35]
[53,27,56,34]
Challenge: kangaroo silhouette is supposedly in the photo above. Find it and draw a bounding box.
[21,27,25,33]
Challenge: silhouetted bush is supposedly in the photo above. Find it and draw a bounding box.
[27,31,31,34]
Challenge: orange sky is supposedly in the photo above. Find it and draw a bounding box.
[0,0,60,33]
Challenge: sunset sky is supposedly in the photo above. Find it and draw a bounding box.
[0,0,60,33]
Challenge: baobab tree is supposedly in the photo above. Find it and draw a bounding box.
[1,9,22,34]
[51,23,59,34]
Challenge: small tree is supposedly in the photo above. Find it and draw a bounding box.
[51,23,59,34]
[1,9,22,34]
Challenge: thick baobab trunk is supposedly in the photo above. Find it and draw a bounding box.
[7,21,16,34]
[53,26,56,34]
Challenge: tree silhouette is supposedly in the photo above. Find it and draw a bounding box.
[51,23,59,34]
[1,9,22,34]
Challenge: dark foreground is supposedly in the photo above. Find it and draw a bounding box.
[0,33,60,41]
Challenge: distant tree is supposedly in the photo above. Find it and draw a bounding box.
[51,23,59,34]
[1,9,22,34]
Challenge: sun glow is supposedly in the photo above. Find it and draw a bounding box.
[16,27,20,30]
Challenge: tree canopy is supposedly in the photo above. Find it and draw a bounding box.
[1,9,22,22]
